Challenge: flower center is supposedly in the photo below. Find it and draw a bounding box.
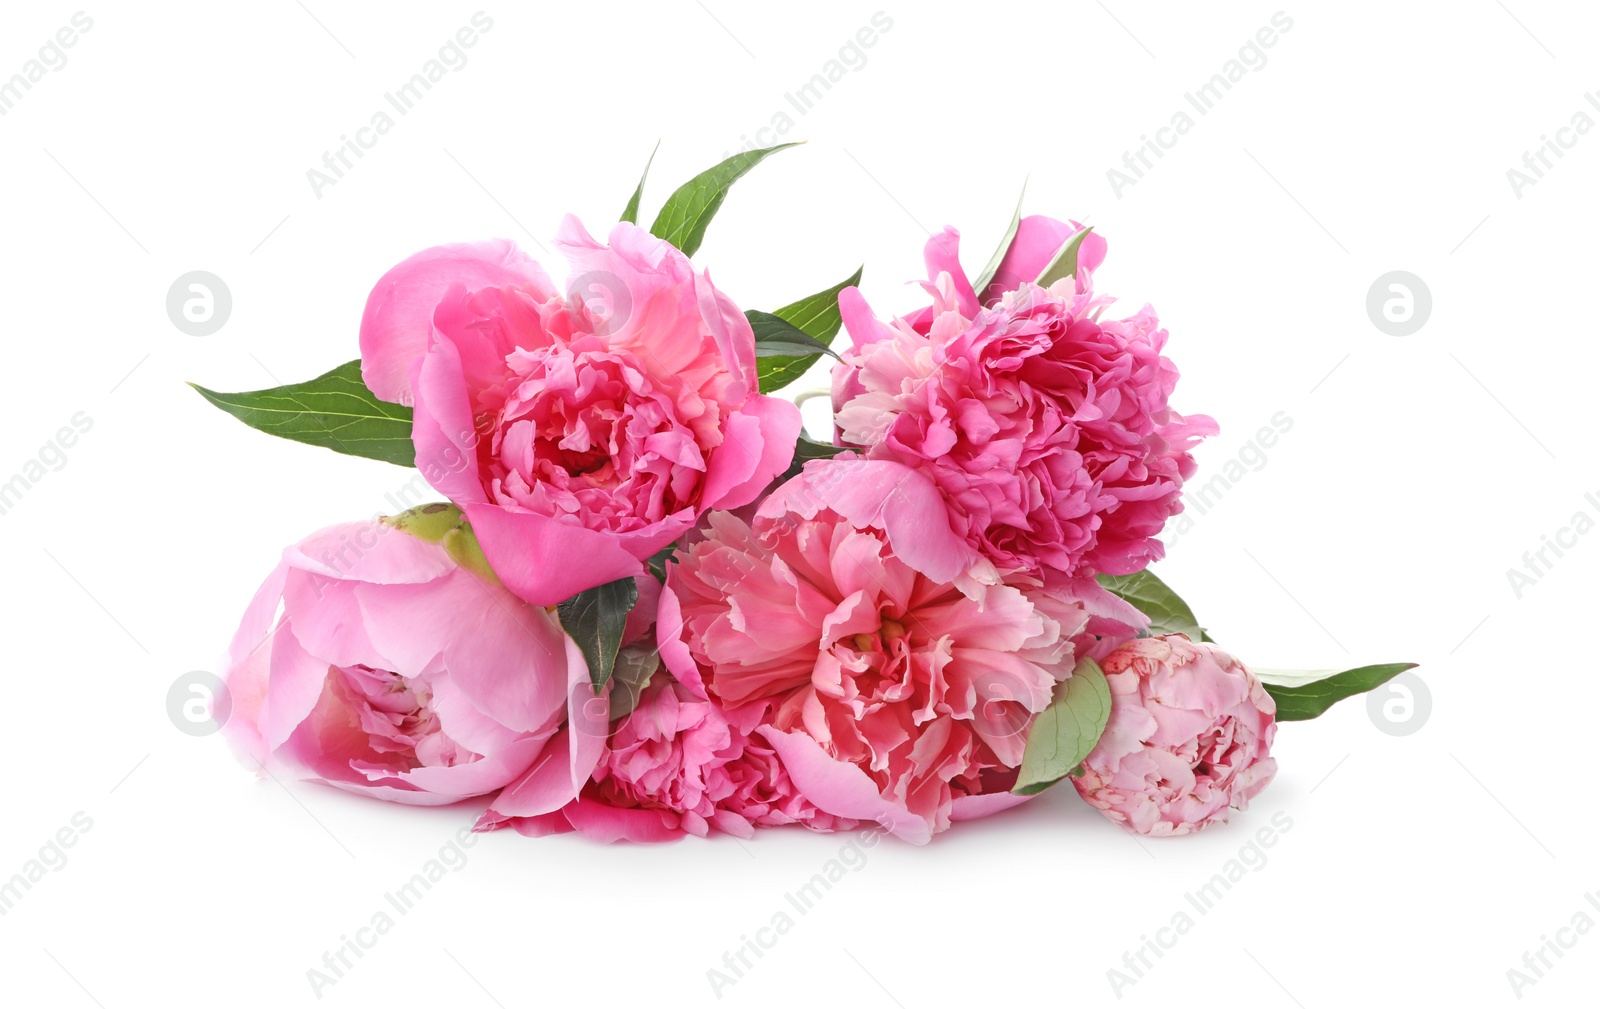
[554,442,611,477]
[336,664,447,756]
[849,616,909,654]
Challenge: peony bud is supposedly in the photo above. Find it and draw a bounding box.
[1073,635,1277,835]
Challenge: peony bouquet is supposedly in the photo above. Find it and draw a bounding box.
[194,145,1411,843]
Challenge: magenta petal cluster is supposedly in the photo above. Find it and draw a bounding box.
[832,218,1216,578]
[1073,635,1278,836]
[648,465,1143,843]
[492,677,859,842]
[359,218,802,604]
[220,515,589,806]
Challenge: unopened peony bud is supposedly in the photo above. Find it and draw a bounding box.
[1073,635,1277,836]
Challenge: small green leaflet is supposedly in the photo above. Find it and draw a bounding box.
[190,360,415,467]
[1257,664,1419,722]
[620,140,659,225]
[780,434,847,482]
[649,143,800,257]
[1013,658,1111,795]
[556,576,641,694]
[971,183,1025,304]
[608,644,662,721]
[1034,226,1094,289]
[1097,570,1205,640]
[754,266,863,394]
[382,502,464,543]
[645,545,675,583]
[794,434,847,462]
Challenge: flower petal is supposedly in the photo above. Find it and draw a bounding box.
[757,458,979,584]
[756,726,932,844]
[922,227,980,317]
[987,216,1106,299]
[360,240,555,403]
[461,503,647,606]
[700,395,802,512]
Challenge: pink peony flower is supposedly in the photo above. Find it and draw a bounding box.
[831,218,1215,579]
[645,462,1146,843]
[220,506,597,806]
[481,676,861,842]
[1073,635,1278,836]
[359,219,802,605]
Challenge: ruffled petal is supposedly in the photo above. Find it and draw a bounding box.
[360,240,555,403]
[756,726,932,844]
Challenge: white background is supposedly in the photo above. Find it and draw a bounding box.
[2,2,1596,1006]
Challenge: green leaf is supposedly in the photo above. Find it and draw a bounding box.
[1097,570,1205,640]
[749,310,840,396]
[778,433,847,482]
[608,643,662,721]
[748,310,840,360]
[190,360,415,467]
[793,434,846,463]
[620,140,659,225]
[649,143,801,257]
[556,576,642,694]
[773,266,862,339]
[756,354,821,394]
[753,266,862,394]
[1258,663,1419,722]
[645,545,675,583]
[1034,226,1094,289]
[1014,658,1111,795]
[972,183,1025,304]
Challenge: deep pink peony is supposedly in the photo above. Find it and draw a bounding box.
[480,676,861,842]
[644,462,1146,843]
[1073,635,1278,836]
[359,218,802,605]
[831,217,1215,579]
[220,506,598,806]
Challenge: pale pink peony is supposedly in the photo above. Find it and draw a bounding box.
[832,218,1215,579]
[646,462,1146,843]
[1073,635,1278,836]
[359,218,802,605]
[220,506,599,806]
